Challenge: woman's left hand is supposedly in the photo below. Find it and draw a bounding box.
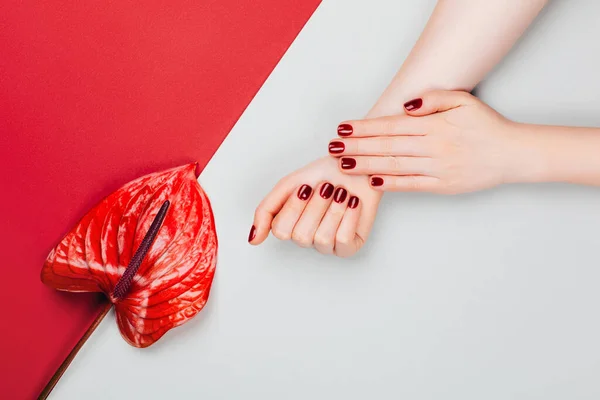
[329,90,525,195]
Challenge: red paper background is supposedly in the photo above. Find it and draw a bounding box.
[0,1,319,398]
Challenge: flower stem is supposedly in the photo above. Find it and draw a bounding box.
[38,299,112,400]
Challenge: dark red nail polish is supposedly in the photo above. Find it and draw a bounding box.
[334,187,348,203]
[328,141,345,154]
[348,196,359,209]
[341,157,356,170]
[337,123,353,136]
[297,184,312,200]
[248,225,256,242]
[320,182,334,199]
[404,98,423,111]
[371,177,384,187]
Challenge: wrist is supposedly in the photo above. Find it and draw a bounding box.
[366,96,406,119]
[500,122,550,184]
[502,123,600,186]
[365,71,429,118]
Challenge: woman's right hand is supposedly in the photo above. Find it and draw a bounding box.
[249,156,382,257]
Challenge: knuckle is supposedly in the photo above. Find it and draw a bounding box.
[291,230,313,248]
[335,233,353,248]
[362,156,373,172]
[271,223,291,241]
[380,137,396,154]
[391,156,403,172]
[403,176,422,191]
[314,231,333,249]
[329,207,345,219]
[355,141,366,155]
[359,121,371,134]
[381,118,397,134]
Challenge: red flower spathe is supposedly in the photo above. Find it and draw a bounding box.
[41,163,217,348]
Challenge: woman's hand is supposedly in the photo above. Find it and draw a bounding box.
[329,90,524,194]
[249,156,382,257]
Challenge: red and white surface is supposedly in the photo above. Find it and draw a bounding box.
[3,1,600,399]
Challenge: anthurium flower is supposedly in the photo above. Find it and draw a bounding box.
[41,163,217,348]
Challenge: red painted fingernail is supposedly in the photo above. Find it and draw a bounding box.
[297,184,312,200]
[248,225,256,242]
[404,98,423,111]
[341,157,356,170]
[334,187,348,203]
[328,141,345,154]
[320,182,334,199]
[337,123,353,136]
[371,177,384,187]
[348,196,360,209]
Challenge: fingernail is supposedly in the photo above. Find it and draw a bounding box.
[248,225,256,242]
[404,98,423,111]
[371,177,384,187]
[341,157,356,170]
[337,123,353,136]
[328,141,345,154]
[320,182,334,199]
[348,196,360,209]
[297,184,312,200]
[334,187,348,203]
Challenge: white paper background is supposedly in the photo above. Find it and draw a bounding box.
[51,1,600,399]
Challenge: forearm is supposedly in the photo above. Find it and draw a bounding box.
[508,124,600,187]
[367,0,548,118]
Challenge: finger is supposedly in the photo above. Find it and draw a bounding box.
[250,177,299,245]
[354,190,380,246]
[270,184,313,241]
[334,196,363,258]
[328,136,427,157]
[291,182,335,248]
[337,115,426,138]
[313,186,350,255]
[403,90,477,116]
[369,175,441,193]
[339,156,433,176]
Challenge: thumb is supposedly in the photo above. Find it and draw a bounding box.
[249,178,296,245]
[403,90,476,116]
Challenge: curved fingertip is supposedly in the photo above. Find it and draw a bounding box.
[369,176,385,190]
[247,224,257,243]
[338,157,357,174]
[249,208,274,245]
[328,139,346,156]
[247,223,262,245]
[249,221,273,245]
[247,224,262,245]
[318,181,335,200]
[403,98,423,114]
[348,195,360,210]
[337,122,354,137]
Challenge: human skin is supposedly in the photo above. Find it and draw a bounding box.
[249,0,549,257]
[332,90,600,193]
